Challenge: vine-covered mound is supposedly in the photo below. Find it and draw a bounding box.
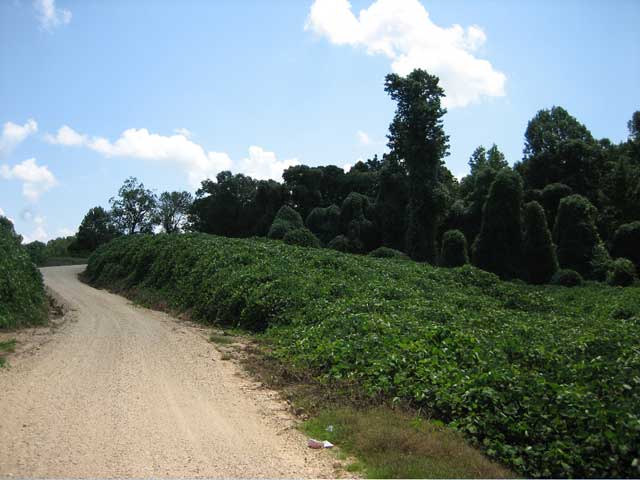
[86,233,640,478]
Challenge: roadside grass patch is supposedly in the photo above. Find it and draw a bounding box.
[0,338,17,367]
[209,333,235,345]
[303,407,512,479]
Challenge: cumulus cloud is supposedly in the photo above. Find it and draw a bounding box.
[238,146,300,181]
[44,125,87,146]
[34,0,72,30]
[0,158,57,201]
[21,215,48,243]
[0,119,38,156]
[357,130,371,145]
[305,0,506,107]
[46,125,299,185]
[174,128,192,138]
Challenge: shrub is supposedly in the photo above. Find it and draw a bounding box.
[440,230,469,267]
[0,217,47,328]
[553,194,602,278]
[283,228,320,248]
[541,183,572,228]
[306,205,340,245]
[611,221,640,272]
[327,234,352,253]
[589,243,612,282]
[368,247,409,260]
[522,201,558,284]
[551,269,583,287]
[267,205,303,239]
[472,168,523,279]
[341,192,380,252]
[607,258,636,287]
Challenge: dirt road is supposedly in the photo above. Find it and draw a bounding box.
[0,265,334,477]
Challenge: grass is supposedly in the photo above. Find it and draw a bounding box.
[0,338,17,367]
[303,407,512,478]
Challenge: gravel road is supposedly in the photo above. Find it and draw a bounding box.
[0,265,334,478]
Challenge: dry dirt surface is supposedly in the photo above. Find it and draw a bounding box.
[0,265,336,478]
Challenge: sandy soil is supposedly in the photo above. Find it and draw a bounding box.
[0,265,335,478]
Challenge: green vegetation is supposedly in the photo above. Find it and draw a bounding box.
[522,201,558,284]
[283,228,320,248]
[302,408,510,478]
[86,233,640,478]
[0,217,47,329]
[440,230,468,268]
[0,338,17,367]
[550,269,583,287]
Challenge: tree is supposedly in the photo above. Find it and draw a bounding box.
[267,205,304,239]
[283,165,323,219]
[472,168,523,279]
[553,194,602,278]
[306,204,341,245]
[440,230,468,267]
[541,183,573,229]
[340,192,379,253]
[375,157,408,251]
[283,228,320,248]
[71,206,118,253]
[385,69,449,262]
[188,172,258,237]
[611,221,640,273]
[24,241,47,265]
[468,144,508,175]
[522,201,558,284]
[156,191,193,233]
[109,177,158,235]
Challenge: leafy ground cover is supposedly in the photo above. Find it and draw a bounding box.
[85,233,640,478]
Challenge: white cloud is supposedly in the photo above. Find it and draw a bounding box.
[22,215,48,244]
[0,119,38,155]
[238,146,300,181]
[343,163,353,172]
[0,158,57,201]
[34,0,72,31]
[44,125,87,146]
[46,125,299,185]
[174,128,192,138]
[305,0,506,107]
[357,130,371,145]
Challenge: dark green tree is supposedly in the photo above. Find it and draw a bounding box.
[283,228,320,248]
[440,230,468,267]
[541,183,573,229]
[156,191,193,233]
[267,205,304,239]
[472,168,523,279]
[385,69,449,262]
[306,204,341,245]
[611,221,640,272]
[340,192,379,252]
[283,165,323,219]
[109,177,158,235]
[522,201,558,284]
[553,194,602,277]
[24,241,47,265]
[374,156,408,251]
[71,206,118,253]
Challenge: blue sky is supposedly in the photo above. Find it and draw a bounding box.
[1,0,639,242]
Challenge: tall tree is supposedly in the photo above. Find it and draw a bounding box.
[472,168,524,279]
[71,206,118,252]
[156,191,193,233]
[109,177,158,235]
[385,69,449,262]
[522,201,558,284]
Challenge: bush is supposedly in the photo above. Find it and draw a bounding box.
[86,233,640,478]
[522,201,558,284]
[440,230,469,267]
[283,228,320,248]
[368,247,409,260]
[472,168,523,279]
[267,206,303,239]
[611,221,640,272]
[553,194,602,278]
[327,234,352,253]
[541,183,572,228]
[551,269,583,287]
[306,205,340,245]
[607,258,636,286]
[0,217,47,328]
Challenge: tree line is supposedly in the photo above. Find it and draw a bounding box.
[30,69,639,285]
